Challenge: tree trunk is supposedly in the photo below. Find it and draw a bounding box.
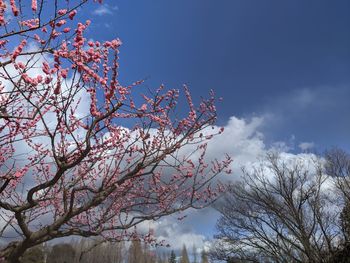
[5,241,30,263]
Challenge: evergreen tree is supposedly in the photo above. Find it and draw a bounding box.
[192,245,197,263]
[201,251,209,263]
[128,240,143,263]
[168,250,177,263]
[180,245,190,263]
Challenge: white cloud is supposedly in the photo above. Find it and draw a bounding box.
[113,115,271,253]
[299,141,315,151]
[141,216,210,253]
[92,4,117,16]
[199,116,266,175]
[138,114,329,253]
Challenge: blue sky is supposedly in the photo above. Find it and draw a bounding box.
[77,0,350,255]
[79,1,350,253]
[0,0,348,258]
[84,0,350,152]
[1,1,348,258]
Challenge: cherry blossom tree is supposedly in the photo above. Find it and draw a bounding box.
[0,1,231,262]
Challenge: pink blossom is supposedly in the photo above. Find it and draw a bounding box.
[57,9,67,15]
[10,0,19,16]
[56,19,66,27]
[0,40,7,47]
[44,76,51,84]
[54,81,61,94]
[14,170,24,178]
[68,10,77,20]
[31,0,37,12]
[42,62,50,75]
[16,62,25,69]
[11,39,27,61]
[0,0,6,26]
[20,19,39,29]
[36,75,43,83]
[63,27,71,33]
[60,68,68,78]
[139,104,147,111]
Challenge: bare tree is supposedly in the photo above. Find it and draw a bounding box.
[212,153,342,263]
[128,240,144,263]
[325,148,350,203]
[324,148,350,262]
[47,243,76,263]
[73,238,124,263]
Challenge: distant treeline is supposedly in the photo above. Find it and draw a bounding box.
[10,239,209,263]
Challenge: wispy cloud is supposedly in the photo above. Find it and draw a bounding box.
[92,4,118,16]
[299,141,315,151]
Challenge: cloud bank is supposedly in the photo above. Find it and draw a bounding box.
[146,114,326,254]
